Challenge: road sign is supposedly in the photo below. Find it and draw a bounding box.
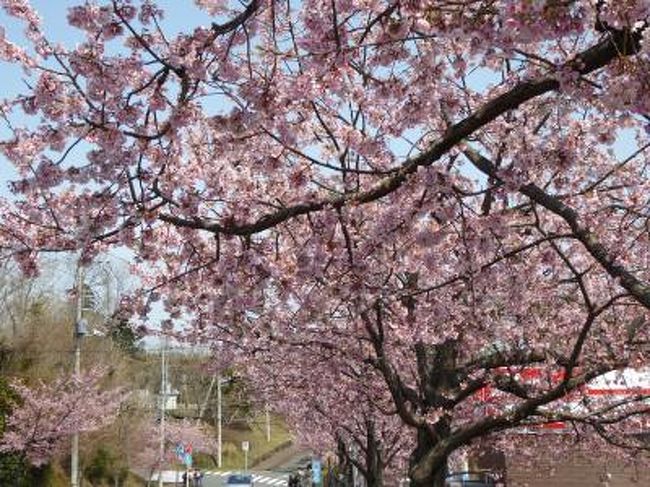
[242,441,249,452]
[175,444,184,459]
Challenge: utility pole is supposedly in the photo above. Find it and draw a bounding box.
[71,264,84,487]
[265,404,271,442]
[158,340,166,487]
[198,374,217,420]
[217,374,222,468]
[199,373,226,468]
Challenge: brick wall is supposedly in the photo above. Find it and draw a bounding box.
[507,455,650,487]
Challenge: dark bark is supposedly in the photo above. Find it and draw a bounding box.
[332,420,389,487]
[409,340,462,486]
[336,437,354,487]
[410,426,448,487]
[364,421,385,487]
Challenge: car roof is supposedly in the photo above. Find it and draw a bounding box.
[227,474,253,481]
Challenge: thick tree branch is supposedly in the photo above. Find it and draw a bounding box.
[158,29,644,236]
[360,307,423,428]
[410,361,629,482]
[463,347,551,371]
[464,147,650,310]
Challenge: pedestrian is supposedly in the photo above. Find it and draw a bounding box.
[194,469,203,487]
[293,470,305,487]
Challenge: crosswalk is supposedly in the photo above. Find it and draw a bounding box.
[204,470,288,486]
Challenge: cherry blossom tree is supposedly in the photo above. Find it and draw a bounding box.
[0,369,127,467]
[0,1,649,485]
[131,415,216,477]
[165,418,217,456]
[248,335,412,486]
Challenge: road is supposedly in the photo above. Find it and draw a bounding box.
[151,445,312,486]
[162,470,289,486]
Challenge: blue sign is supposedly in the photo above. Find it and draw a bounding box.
[183,452,193,467]
[175,444,185,461]
[311,458,322,484]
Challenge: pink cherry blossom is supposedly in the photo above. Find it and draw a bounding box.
[0,1,648,485]
[0,369,128,466]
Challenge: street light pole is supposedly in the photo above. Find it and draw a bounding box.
[71,265,84,487]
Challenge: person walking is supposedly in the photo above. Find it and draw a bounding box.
[194,469,204,487]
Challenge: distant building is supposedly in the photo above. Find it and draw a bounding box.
[132,382,180,410]
[159,379,180,411]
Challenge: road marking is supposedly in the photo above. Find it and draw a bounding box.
[202,470,290,485]
[252,476,280,485]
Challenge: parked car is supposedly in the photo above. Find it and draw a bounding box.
[445,471,496,487]
[226,474,255,487]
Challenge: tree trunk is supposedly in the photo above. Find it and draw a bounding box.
[409,340,460,487]
[336,437,353,487]
[409,425,449,487]
[364,420,384,487]
[409,462,447,486]
[365,467,384,487]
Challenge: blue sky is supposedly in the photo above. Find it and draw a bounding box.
[0,0,218,191]
[0,1,216,94]
[6,0,214,37]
